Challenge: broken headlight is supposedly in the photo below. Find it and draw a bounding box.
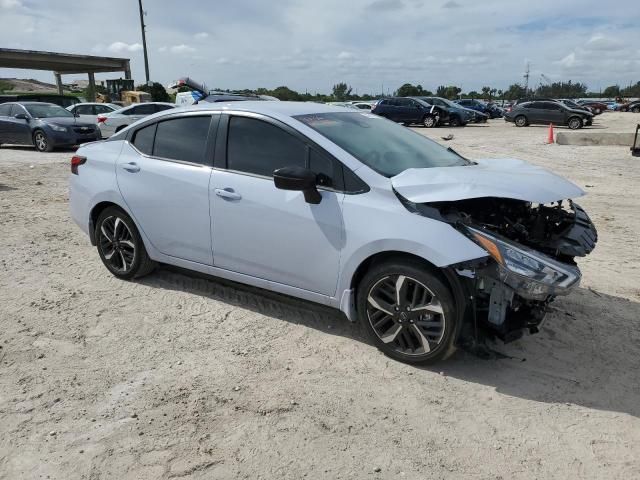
[466,226,580,289]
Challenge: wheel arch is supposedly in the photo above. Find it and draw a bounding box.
[346,250,471,343]
[89,201,128,245]
[347,250,470,321]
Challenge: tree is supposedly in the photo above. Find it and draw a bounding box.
[621,81,640,98]
[0,79,14,93]
[270,86,303,101]
[504,83,526,100]
[467,91,479,99]
[436,85,461,99]
[332,82,353,101]
[136,82,170,102]
[394,83,431,97]
[602,85,621,98]
[535,80,587,98]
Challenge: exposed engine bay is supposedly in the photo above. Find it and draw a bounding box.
[403,195,598,343]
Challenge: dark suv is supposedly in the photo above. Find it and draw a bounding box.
[410,96,472,126]
[371,97,441,127]
[504,100,593,129]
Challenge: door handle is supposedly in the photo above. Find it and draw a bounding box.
[214,188,242,200]
[121,162,140,173]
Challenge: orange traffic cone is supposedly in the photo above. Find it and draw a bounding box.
[547,123,555,144]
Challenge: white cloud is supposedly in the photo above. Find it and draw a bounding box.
[0,0,21,8]
[337,51,355,60]
[105,41,143,53]
[584,34,623,51]
[442,0,461,8]
[158,46,167,52]
[170,44,196,53]
[464,42,484,54]
[557,52,577,68]
[194,32,209,39]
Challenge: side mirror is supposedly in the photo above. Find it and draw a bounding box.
[14,113,29,121]
[273,166,321,204]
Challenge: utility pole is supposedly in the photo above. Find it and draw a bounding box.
[138,0,150,84]
[523,62,530,96]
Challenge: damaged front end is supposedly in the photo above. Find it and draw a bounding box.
[403,196,597,343]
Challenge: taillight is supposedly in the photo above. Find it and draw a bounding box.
[97,115,107,124]
[71,155,86,175]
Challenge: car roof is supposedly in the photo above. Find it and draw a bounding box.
[171,101,361,117]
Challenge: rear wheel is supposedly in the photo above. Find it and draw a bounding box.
[95,207,156,280]
[514,115,527,127]
[632,106,640,114]
[568,117,583,130]
[422,114,437,128]
[357,260,457,365]
[33,130,53,152]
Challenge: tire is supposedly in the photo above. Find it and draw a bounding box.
[514,115,527,127]
[449,115,462,127]
[594,108,601,115]
[357,259,458,365]
[567,117,583,130]
[95,207,156,280]
[632,107,640,114]
[33,130,53,152]
[422,114,437,128]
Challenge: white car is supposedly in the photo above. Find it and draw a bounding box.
[69,102,596,364]
[97,102,175,138]
[66,102,121,125]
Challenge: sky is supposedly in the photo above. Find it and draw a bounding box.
[1,0,639,94]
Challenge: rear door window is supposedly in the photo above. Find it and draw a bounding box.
[153,116,212,164]
[132,123,156,155]
[154,104,175,113]
[127,104,155,115]
[0,104,11,116]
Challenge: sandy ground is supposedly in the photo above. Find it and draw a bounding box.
[0,112,639,479]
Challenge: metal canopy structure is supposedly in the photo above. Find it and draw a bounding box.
[0,48,132,101]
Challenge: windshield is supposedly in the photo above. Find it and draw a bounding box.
[24,104,73,118]
[294,112,469,177]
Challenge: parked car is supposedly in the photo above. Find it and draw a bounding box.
[97,102,175,138]
[351,102,374,110]
[484,102,504,118]
[504,100,593,129]
[371,97,441,127]
[455,99,490,115]
[411,96,472,126]
[576,100,608,115]
[557,99,593,115]
[0,93,80,108]
[67,102,121,124]
[0,102,99,151]
[626,101,640,113]
[69,102,596,365]
[616,101,640,113]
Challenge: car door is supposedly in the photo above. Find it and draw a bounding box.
[73,104,97,123]
[0,103,13,143]
[9,104,33,144]
[116,114,217,265]
[125,103,156,123]
[539,102,564,124]
[210,114,344,296]
[395,98,416,123]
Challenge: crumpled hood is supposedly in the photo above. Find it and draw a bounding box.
[392,158,585,204]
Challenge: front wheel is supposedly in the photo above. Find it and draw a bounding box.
[95,207,156,280]
[33,130,53,152]
[357,260,457,365]
[632,107,640,114]
[567,117,583,130]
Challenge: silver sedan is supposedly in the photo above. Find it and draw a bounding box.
[97,102,175,138]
